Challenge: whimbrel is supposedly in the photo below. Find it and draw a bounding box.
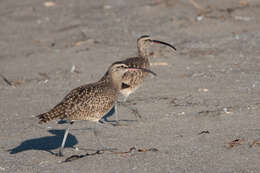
[37,63,156,156]
[101,35,176,122]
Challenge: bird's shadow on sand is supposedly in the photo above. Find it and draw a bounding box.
[8,129,78,155]
[8,105,136,155]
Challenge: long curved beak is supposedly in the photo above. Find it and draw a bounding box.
[152,40,177,51]
[127,67,157,76]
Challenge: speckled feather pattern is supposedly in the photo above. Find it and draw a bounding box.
[100,57,150,98]
[100,35,175,98]
[118,57,150,97]
[37,79,118,123]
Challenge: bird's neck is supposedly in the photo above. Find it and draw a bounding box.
[110,73,122,91]
[138,47,150,58]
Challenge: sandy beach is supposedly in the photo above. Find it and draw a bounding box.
[0,0,260,172]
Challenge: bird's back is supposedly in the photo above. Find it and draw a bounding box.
[37,81,118,123]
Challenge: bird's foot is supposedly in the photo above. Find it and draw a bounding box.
[56,150,64,157]
[118,102,143,122]
[131,108,143,121]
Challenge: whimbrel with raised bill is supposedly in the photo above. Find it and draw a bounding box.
[101,35,176,123]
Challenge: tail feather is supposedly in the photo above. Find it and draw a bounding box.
[37,112,51,124]
[37,108,64,124]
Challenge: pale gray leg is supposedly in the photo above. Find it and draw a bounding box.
[120,100,142,121]
[113,97,127,126]
[123,96,143,120]
[92,123,117,151]
[114,96,142,126]
[58,127,70,156]
[123,97,127,102]
[114,102,119,122]
[113,101,128,126]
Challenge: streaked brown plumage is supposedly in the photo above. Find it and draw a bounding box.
[101,35,176,99]
[37,81,119,123]
[99,35,176,123]
[37,63,156,156]
[38,64,136,124]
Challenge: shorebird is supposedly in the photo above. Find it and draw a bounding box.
[37,63,156,156]
[101,35,176,123]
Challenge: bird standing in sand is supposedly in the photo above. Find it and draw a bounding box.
[101,35,176,123]
[37,63,156,156]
